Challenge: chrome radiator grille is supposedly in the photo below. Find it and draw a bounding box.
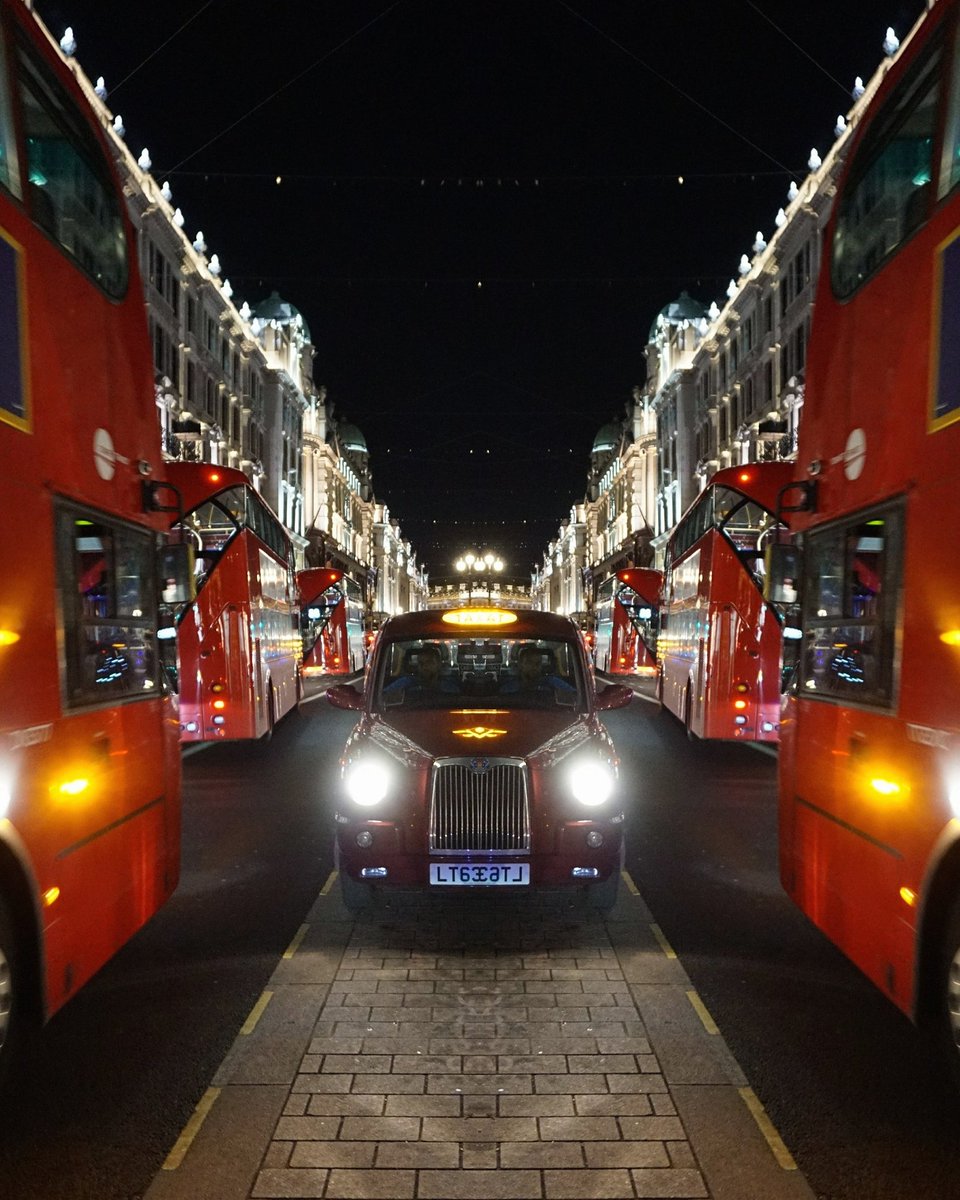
[430,758,530,853]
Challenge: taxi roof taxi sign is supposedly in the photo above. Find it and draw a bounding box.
[441,607,518,627]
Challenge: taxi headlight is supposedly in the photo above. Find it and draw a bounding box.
[568,760,615,807]
[344,760,391,806]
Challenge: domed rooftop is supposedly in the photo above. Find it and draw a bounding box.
[338,422,368,454]
[251,290,312,341]
[648,290,708,342]
[591,421,621,455]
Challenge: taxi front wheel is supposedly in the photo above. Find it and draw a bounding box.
[0,896,26,1089]
[340,870,373,914]
[588,869,620,914]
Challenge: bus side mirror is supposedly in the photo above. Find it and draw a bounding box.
[764,542,800,606]
[160,541,195,606]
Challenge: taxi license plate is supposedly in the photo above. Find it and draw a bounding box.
[430,863,529,886]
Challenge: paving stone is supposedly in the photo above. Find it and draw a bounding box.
[384,1094,460,1116]
[421,1116,539,1141]
[461,1145,499,1169]
[252,1167,329,1198]
[416,1169,542,1199]
[543,1168,635,1198]
[540,1115,620,1140]
[619,1116,687,1140]
[575,1094,654,1116]
[324,1168,416,1198]
[289,1142,376,1168]
[584,1142,672,1168]
[306,1094,385,1116]
[375,1141,461,1168]
[274,1115,341,1141]
[500,1141,585,1168]
[338,1116,421,1140]
[498,1094,575,1116]
[262,1142,293,1168]
[631,1167,709,1197]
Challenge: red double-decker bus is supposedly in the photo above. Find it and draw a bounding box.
[297,567,365,677]
[765,0,960,1079]
[166,463,301,742]
[0,3,191,1081]
[593,568,662,676]
[658,462,792,741]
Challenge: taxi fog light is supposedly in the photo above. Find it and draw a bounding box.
[585,830,604,848]
[360,866,388,878]
[356,830,374,848]
[345,760,391,806]
[568,761,615,806]
[572,866,599,878]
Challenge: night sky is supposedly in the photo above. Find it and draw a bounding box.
[33,0,928,578]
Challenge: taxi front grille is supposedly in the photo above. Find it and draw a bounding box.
[430,758,529,853]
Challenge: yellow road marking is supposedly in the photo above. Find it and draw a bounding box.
[283,923,309,959]
[240,990,273,1035]
[650,923,677,959]
[320,869,338,895]
[739,1086,798,1170]
[621,870,640,895]
[162,1087,220,1170]
[686,989,719,1034]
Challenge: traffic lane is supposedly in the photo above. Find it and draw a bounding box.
[0,700,354,1200]
[602,702,960,1200]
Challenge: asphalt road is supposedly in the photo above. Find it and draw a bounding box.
[1,690,960,1199]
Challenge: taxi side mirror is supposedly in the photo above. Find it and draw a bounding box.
[326,683,364,710]
[595,683,633,711]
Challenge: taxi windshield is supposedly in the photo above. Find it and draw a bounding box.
[375,635,585,712]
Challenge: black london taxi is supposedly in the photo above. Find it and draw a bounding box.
[326,606,633,911]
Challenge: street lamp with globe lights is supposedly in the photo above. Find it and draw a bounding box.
[455,550,504,604]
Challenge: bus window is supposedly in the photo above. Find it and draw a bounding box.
[57,504,159,706]
[832,40,941,298]
[15,35,127,296]
[800,506,903,707]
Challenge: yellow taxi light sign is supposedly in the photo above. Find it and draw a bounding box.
[441,607,517,627]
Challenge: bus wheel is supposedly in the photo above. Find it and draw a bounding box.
[935,898,960,1088]
[587,869,620,915]
[340,870,372,914]
[0,897,25,1086]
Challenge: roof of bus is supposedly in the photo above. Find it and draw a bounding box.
[297,567,345,604]
[164,462,273,521]
[703,461,795,513]
[377,608,579,643]
[616,568,663,601]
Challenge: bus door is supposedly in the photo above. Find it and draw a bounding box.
[53,505,172,1000]
[789,506,907,991]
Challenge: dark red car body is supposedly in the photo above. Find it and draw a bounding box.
[326,607,633,910]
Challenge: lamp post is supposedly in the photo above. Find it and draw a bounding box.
[455,549,504,605]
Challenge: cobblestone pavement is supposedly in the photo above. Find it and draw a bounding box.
[145,881,816,1200]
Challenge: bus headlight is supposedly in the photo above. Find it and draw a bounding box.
[568,760,615,807]
[344,759,391,807]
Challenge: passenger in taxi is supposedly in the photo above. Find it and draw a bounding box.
[383,643,459,702]
[500,644,575,698]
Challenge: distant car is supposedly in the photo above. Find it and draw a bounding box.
[326,606,634,912]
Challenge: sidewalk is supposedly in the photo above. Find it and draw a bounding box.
[144,880,816,1200]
